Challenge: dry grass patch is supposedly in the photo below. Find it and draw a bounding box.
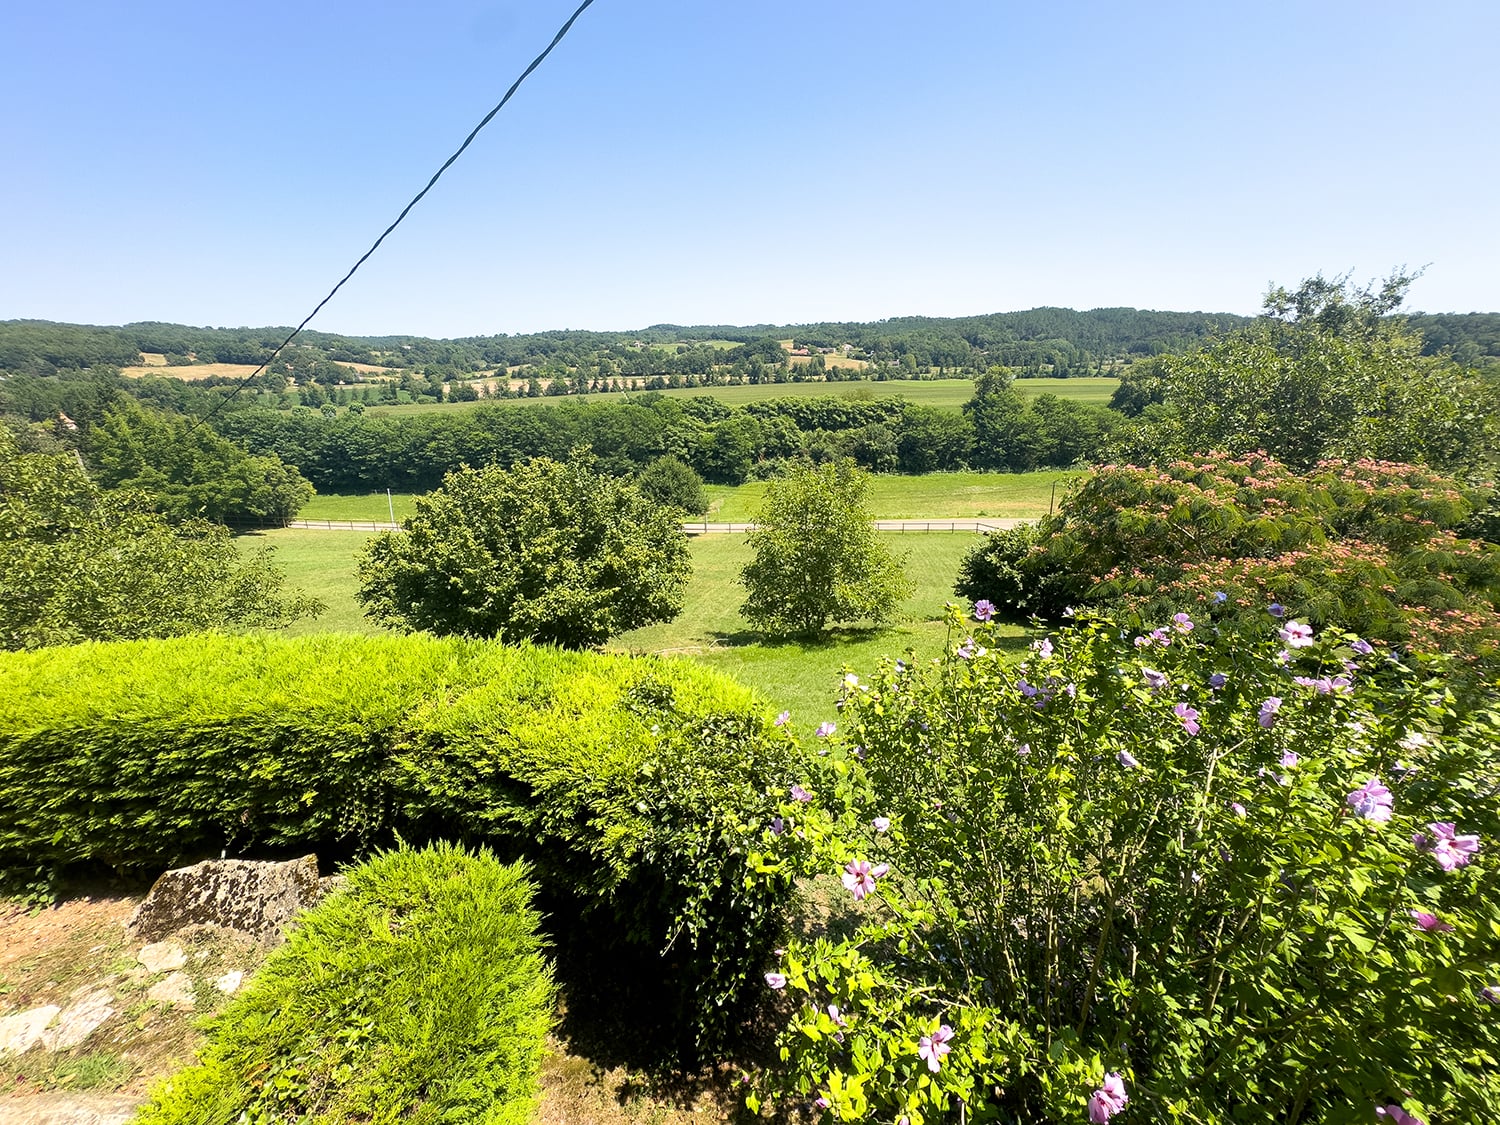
[0,895,269,1100]
[119,363,263,381]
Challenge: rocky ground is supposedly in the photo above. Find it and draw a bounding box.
[1,894,750,1125]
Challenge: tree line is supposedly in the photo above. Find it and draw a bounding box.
[214,389,1119,493]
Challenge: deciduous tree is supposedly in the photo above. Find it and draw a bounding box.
[739,461,911,636]
[356,456,690,648]
[0,427,320,649]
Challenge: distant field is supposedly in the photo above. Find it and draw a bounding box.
[300,492,420,522]
[247,525,1026,726]
[366,376,1117,415]
[299,469,1078,524]
[702,469,1079,522]
[120,361,263,381]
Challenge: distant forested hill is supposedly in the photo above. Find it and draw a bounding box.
[2,306,1496,378]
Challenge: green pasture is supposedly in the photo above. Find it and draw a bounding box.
[298,469,1080,524]
[701,469,1079,522]
[243,528,1025,728]
[612,533,1027,726]
[363,376,1119,416]
[240,529,379,635]
[298,493,420,522]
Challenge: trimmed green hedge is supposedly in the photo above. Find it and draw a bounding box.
[0,634,799,1049]
[133,843,552,1125]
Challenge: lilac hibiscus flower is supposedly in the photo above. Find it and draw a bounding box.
[1173,702,1200,736]
[1346,777,1394,821]
[1414,822,1481,871]
[1088,1073,1128,1123]
[917,1025,954,1073]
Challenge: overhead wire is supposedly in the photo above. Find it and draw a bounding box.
[187,0,599,435]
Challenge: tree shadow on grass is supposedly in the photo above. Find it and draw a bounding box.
[704,624,896,651]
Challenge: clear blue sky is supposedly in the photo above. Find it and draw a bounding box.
[3,1,1497,337]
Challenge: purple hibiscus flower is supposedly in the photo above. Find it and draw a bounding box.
[1346,777,1394,822]
[917,1024,954,1073]
[1409,910,1454,933]
[1088,1073,1128,1123]
[841,859,889,900]
[1257,697,1282,728]
[973,599,995,622]
[1174,702,1200,736]
[1414,822,1481,871]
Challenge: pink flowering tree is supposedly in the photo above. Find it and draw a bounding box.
[749,608,1500,1122]
[954,453,1500,664]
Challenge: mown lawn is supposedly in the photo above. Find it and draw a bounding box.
[242,529,1028,728]
[300,469,1080,524]
[240,529,379,635]
[701,469,1080,522]
[610,534,1027,729]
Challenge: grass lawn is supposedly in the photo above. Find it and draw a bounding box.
[243,528,1025,727]
[300,469,1080,524]
[239,529,380,635]
[365,376,1118,416]
[610,534,1028,730]
[702,469,1080,522]
[298,492,420,522]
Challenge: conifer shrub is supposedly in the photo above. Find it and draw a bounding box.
[0,633,799,1050]
[750,606,1500,1122]
[133,843,552,1125]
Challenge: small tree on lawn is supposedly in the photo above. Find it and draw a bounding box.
[356,455,691,648]
[739,460,911,636]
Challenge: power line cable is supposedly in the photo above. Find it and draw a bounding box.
[189,0,598,433]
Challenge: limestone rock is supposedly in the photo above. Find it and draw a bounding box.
[126,855,323,944]
[41,990,115,1050]
[136,941,186,974]
[0,1005,60,1056]
[146,971,196,1009]
[0,1092,143,1125]
[214,969,244,995]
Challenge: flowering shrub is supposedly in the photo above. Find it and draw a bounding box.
[750,606,1500,1122]
[954,453,1500,662]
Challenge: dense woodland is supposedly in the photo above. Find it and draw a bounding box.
[3,307,1498,384]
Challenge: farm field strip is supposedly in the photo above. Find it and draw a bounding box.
[297,470,1081,524]
[365,376,1119,415]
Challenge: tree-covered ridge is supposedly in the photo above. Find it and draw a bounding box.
[0,306,1261,378]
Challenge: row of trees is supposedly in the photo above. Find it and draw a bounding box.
[1,307,1275,378]
[215,392,1118,492]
